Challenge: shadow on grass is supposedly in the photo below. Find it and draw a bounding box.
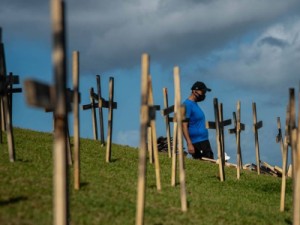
[0,196,28,206]
[16,159,32,163]
[80,182,89,188]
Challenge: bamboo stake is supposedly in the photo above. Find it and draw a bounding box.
[290,88,296,178]
[292,85,300,225]
[163,88,172,158]
[236,101,242,179]
[0,34,15,162]
[96,75,105,146]
[73,51,80,190]
[171,120,178,186]
[0,27,6,133]
[147,126,153,164]
[279,115,288,212]
[174,66,187,212]
[105,77,114,163]
[90,88,98,140]
[148,75,161,191]
[51,0,69,224]
[218,103,226,169]
[214,98,225,181]
[135,53,149,225]
[252,102,261,175]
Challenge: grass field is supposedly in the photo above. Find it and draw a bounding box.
[0,128,294,224]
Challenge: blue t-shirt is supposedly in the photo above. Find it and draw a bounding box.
[183,99,209,143]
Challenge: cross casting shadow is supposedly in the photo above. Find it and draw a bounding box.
[0,196,28,206]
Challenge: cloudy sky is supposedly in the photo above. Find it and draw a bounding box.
[1,0,300,166]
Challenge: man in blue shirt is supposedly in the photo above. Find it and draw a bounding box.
[182,81,214,159]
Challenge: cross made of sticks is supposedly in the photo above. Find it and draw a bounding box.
[206,98,232,182]
[0,27,23,162]
[82,75,117,163]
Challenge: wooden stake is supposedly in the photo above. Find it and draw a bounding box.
[206,99,226,181]
[136,53,149,225]
[163,88,172,158]
[147,126,153,164]
[174,66,187,212]
[252,102,262,175]
[106,77,115,163]
[228,101,245,179]
[72,51,80,190]
[90,88,98,140]
[0,29,15,162]
[51,0,69,224]
[171,121,178,186]
[148,75,161,191]
[96,75,105,146]
[289,89,296,177]
[292,85,300,225]
[278,116,288,212]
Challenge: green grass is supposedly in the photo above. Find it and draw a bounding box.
[0,128,293,224]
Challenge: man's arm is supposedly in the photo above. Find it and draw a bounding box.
[182,122,195,154]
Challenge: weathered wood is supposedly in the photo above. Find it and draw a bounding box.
[206,121,216,129]
[0,27,3,141]
[237,102,243,169]
[232,101,244,178]
[292,85,300,225]
[252,102,262,175]
[73,51,80,190]
[0,38,15,162]
[96,75,105,146]
[106,77,115,163]
[136,53,149,225]
[171,121,178,187]
[174,66,187,212]
[147,126,153,164]
[218,103,226,171]
[90,88,98,140]
[221,119,232,128]
[147,75,161,191]
[162,88,172,158]
[161,105,174,116]
[214,98,225,181]
[206,99,226,181]
[24,80,53,109]
[51,0,69,224]
[276,115,288,211]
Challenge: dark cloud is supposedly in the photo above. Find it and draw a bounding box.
[259,36,288,48]
[1,0,300,73]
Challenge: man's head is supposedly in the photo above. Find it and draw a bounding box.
[191,81,211,102]
[191,81,211,92]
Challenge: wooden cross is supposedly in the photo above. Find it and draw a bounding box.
[161,87,172,158]
[136,53,151,225]
[276,115,288,212]
[228,101,245,179]
[0,28,22,162]
[173,66,187,212]
[161,100,177,186]
[161,93,188,187]
[82,86,101,141]
[105,77,116,163]
[147,75,161,191]
[96,75,105,146]
[82,76,117,162]
[24,0,69,224]
[252,102,263,175]
[72,51,80,190]
[288,86,300,225]
[206,99,231,182]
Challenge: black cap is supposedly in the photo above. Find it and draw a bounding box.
[191,81,211,92]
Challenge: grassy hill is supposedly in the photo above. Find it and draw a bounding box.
[0,128,293,224]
